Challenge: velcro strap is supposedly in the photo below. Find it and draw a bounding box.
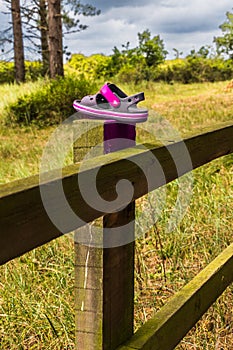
[100,84,121,108]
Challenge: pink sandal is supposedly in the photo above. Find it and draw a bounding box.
[73,82,148,123]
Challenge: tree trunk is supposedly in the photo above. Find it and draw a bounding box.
[47,0,64,78]
[39,0,50,76]
[11,0,25,83]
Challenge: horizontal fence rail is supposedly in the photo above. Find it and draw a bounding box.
[0,121,233,350]
[0,122,233,265]
[117,242,233,350]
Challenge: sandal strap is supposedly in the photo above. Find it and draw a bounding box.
[100,83,145,110]
[100,83,121,108]
[123,92,145,107]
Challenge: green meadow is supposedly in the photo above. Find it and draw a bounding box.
[0,79,233,349]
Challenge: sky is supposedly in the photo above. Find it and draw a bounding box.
[64,0,233,59]
[0,0,232,60]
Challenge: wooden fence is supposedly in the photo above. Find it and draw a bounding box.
[0,121,233,349]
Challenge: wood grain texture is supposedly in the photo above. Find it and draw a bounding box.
[0,122,233,264]
[74,121,136,349]
[102,122,136,350]
[74,122,103,350]
[75,243,103,349]
[117,243,233,350]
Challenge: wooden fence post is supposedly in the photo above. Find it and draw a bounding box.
[103,122,135,350]
[73,121,104,349]
[73,120,136,350]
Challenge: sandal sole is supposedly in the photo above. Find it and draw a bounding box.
[73,101,148,123]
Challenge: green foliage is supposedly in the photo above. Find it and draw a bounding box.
[62,0,101,32]
[214,9,233,58]
[157,57,233,83]
[0,61,15,84]
[66,29,233,84]
[62,0,101,61]
[0,0,101,73]
[63,29,231,84]
[0,80,233,348]
[6,75,98,125]
[138,29,168,67]
[67,53,112,79]
[0,61,46,84]
[113,57,233,84]
[105,44,143,79]
[187,45,213,59]
[107,30,167,81]
[25,61,46,81]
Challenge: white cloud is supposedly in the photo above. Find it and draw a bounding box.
[0,0,232,59]
[64,0,233,57]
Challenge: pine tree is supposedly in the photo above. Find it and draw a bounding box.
[214,10,233,59]
[47,0,64,78]
[11,0,25,82]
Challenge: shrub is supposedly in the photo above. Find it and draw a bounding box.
[109,57,233,84]
[154,58,233,83]
[0,61,46,84]
[66,53,112,80]
[6,75,98,125]
[116,64,143,83]
[0,61,15,84]
[25,61,45,81]
[66,53,233,84]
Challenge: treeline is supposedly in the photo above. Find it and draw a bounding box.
[1,26,233,85]
[1,2,233,85]
[65,29,233,84]
[67,53,233,84]
[3,51,233,126]
[0,61,44,84]
[1,50,233,86]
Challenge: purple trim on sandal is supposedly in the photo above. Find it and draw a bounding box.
[73,101,148,122]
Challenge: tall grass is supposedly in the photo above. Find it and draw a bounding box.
[0,79,233,349]
[0,80,46,117]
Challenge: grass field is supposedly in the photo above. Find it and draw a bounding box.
[0,79,233,349]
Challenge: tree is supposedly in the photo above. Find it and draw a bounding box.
[138,29,168,67]
[39,0,50,74]
[187,45,211,59]
[21,0,50,74]
[20,0,100,74]
[62,0,100,35]
[11,0,25,82]
[47,0,64,78]
[214,10,233,59]
[173,48,183,59]
[1,0,101,79]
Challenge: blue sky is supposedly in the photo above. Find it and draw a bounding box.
[0,0,233,59]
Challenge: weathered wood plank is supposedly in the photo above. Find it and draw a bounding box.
[117,242,233,350]
[0,123,233,264]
